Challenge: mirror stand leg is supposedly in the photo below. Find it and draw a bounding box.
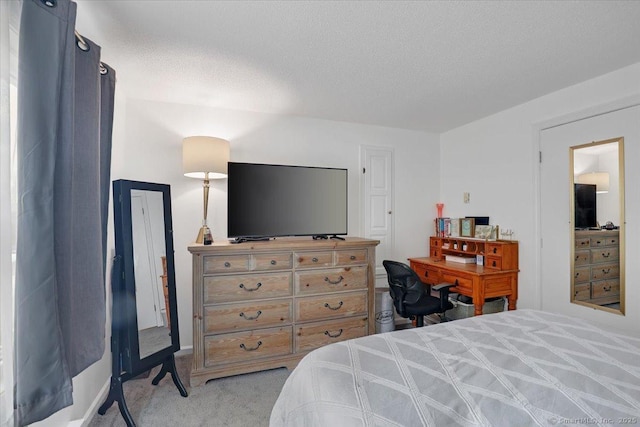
[98,376,136,427]
[151,354,188,397]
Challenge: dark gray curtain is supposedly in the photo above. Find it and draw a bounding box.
[14,0,115,425]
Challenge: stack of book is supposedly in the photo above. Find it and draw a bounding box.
[434,217,450,237]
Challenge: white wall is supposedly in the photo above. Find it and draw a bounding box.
[115,99,440,349]
[440,62,640,330]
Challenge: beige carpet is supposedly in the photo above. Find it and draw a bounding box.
[88,354,289,426]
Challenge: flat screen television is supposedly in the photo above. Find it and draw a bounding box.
[227,162,348,241]
[574,183,597,229]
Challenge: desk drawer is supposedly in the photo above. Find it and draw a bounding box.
[412,264,440,285]
[485,256,501,270]
[441,273,472,292]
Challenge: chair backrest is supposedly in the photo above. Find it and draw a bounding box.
[382,260,426,315]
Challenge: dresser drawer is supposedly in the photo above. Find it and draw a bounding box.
[335,249,367,265]
[591,279,620,299]
[253,253,292,270]
[590,237,610,247]
[574,250,589,265]
[575,238,591,248]
[294,251,333,268]
[203,272,292,304]
[574,284,590,301]
[590,263,619,281]
[295,316,367,353]
[204,300,292,334]
[204,255,250,273]
[295,266,367,295]
[573,266,590,284]
[590,247,619,264]
[204,326,292,367]
[605,236,619,246]
[295,291,367,322]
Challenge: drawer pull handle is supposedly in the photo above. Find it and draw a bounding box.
[240,341,262,352]
[324,329,343,338]
[224,262,231,268]
[239,282,262,292]
[350,255,356,260]
[324,275,344,285]
[492,261,496,267]
[239,310,262,320]
[424,271,429,277]
[602,268,610,275]
[270,260,277,265]
[581,241,588,246]
[603,286,612,292]
[602,252,611,258]
[611,239,616,244]
[596,240,602,245]
[574,272,580,278]
[324,301,343,311]
[492,248,497,254]
[312,257,319,263]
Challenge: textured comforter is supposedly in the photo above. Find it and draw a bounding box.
[270,310,640,426]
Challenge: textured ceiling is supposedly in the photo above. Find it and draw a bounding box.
[76,0,640,133]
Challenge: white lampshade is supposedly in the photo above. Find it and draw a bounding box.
[183,136,229,179]
[576,171,609,193]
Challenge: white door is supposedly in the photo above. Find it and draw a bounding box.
[540,105,638,321]
[131,194,164,329]
[361,146,394,278]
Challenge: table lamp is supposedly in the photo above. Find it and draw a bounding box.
[183,136,229,244]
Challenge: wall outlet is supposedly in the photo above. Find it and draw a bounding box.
[463,192,470,203]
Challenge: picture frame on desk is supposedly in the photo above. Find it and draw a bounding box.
[449,218,460,237]
[475,225,496,240]
[460,218,475,237]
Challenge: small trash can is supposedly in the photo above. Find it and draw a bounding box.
[375,288,395,333]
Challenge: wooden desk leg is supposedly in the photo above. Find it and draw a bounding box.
[507,295,517,310]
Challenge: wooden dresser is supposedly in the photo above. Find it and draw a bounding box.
[188,237,378,386]
[410,236,519,316]
[574,229,620,305]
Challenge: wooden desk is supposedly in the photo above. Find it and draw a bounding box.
[409,257,518,316]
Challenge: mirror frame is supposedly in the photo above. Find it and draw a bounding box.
[569,137,625,315]
[113,179,181,375]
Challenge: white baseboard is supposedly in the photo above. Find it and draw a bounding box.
[79,378,110,427]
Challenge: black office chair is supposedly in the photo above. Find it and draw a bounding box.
[383,260,455,327]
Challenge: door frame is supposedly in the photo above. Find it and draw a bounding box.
[359,145,395,281]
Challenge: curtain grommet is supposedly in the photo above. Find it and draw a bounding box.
[41,0,57,7]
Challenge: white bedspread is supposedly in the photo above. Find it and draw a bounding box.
[270,310,640,426]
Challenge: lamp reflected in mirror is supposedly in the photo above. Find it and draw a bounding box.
[570,137,625,315]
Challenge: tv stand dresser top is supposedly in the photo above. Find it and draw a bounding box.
[188,236,379,386]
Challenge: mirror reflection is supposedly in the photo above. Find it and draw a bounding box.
[570,137,625,314]
[131,189,172,358]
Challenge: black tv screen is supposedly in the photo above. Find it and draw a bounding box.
[228,162,348,239]
[575,183,597,229]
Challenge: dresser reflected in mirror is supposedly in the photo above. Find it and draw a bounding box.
[570,137,625,315]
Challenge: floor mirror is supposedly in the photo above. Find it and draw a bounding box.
[99,180,188,427]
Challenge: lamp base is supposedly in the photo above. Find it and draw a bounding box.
[196,225,213,245]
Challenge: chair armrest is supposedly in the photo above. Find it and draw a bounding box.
[432,283,456,310]
[432,283,455,293]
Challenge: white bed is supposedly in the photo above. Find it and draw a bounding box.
[270,310,640,426]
